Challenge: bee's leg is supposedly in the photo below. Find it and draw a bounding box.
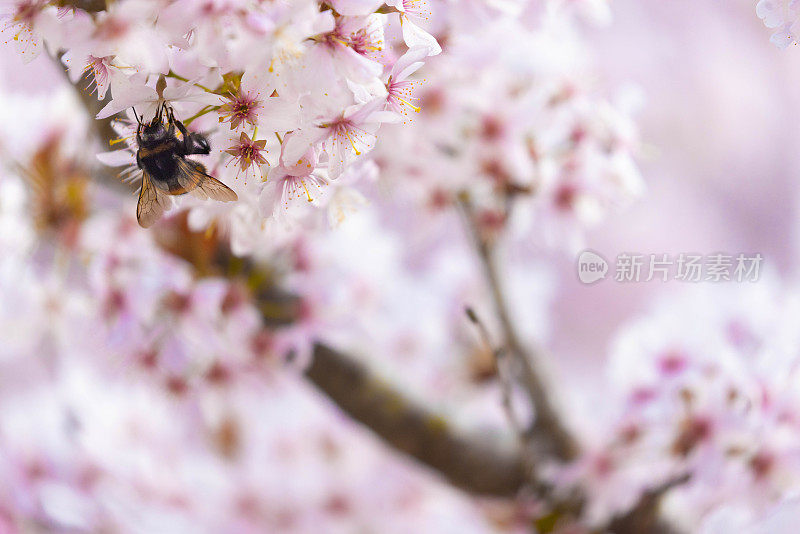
[186,133,211,155]
[172,116,190,145]
[174,118,211,156]
[173,115,189,138]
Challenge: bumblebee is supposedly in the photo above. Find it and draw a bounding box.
[134,102,237,228]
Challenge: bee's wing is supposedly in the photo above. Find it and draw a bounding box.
[191,174,239,202]
[137,171,170,228]
[176,158,238,202]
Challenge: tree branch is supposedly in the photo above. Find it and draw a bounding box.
[306,343,528,496]
[458,196,578,462]
[53,0,108,13]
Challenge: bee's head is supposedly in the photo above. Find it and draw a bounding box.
[137,118,167,145]
[135,103,168,146]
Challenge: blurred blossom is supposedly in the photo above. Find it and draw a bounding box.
[375,0,644,254]
[554,276,800,527]
[757,0,800,48]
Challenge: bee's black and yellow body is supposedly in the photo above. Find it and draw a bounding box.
[136,105,211,194]
[133,102,236,228]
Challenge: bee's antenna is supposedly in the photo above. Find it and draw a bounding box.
[132,106,141,125]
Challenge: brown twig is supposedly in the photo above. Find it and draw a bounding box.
[605,473,691,534]
[458,195,578,462]
[465,306,527,439]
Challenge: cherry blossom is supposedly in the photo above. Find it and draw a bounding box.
[225,131,268,174]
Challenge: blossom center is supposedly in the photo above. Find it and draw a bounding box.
[220,93,260,129]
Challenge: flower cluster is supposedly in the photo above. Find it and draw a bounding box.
[372,0,644,252]
[3,0,641,257]
[262,0,642,409]
[3,0,442,237]
[558,277,800,528]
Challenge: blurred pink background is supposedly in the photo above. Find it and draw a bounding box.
[550,0,800,395]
